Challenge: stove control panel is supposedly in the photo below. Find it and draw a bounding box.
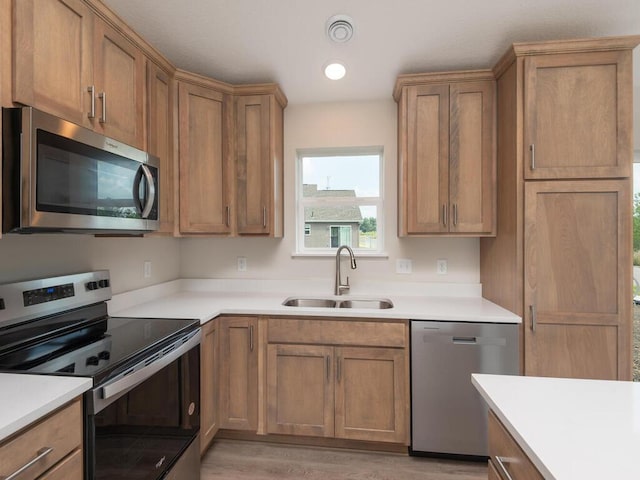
[23,283,75,306]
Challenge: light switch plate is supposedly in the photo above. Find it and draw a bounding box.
[237,256,247,272]
[143,261,152,279]
[396,259,412,274]
[436,259,447,275]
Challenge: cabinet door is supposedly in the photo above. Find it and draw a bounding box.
[93,18,144,148]
[334,347,408,443]
[236,95,271,235]
[13,0,93,128]
[524,51,632,179]
[266,344,334,437]
[147,61,175,235]
[219,317,258,430]
[524,180,631,380]
[449,81,495,234]
[405,84,450,234]
[178,82,232,234]
[200,320,218,454]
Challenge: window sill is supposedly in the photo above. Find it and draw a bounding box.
[291,251,389,259]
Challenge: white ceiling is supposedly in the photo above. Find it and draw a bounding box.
[103,0,640,105]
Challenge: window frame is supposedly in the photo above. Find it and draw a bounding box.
[295,146,385,256]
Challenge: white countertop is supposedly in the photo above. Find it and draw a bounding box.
[0,374,92,442]
[472,374,640,480]
[108,279,521,324]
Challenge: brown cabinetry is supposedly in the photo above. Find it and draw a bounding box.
[395,72,495,236]
[200,319,219,453]
[235,93,284,236]
[0,398,83,480]
[524,51,632,179]
[146,60,175,235]
[488,410,543,480]
[480,36,639,380]
[523,180,630,379]
[218,316,258,431]
[13,0,145,148]
[266,318,409,444]
[177,76,233,235]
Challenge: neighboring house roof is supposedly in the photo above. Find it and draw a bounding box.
[303,184,363,223]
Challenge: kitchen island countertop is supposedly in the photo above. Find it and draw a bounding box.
[472,373,640,480]
[0,374,91,442]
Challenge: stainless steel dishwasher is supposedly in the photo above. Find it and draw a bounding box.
[411,320,519,458]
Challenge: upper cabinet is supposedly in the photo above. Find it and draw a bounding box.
[524,51,632,179]
[146,60,175,235]
[92,17,144,147]
[395,72,496,236]
[13,0,94,128]
[177,74,286,237]
[235,91,285,237]
[13,0,145,148]
[177,74,233,235]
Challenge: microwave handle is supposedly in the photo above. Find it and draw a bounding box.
[140,164,156,219]
[133,164,156,219]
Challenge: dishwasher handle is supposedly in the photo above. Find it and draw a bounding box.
[452,336,477,344]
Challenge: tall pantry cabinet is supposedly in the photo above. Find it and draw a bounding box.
[480,36,640,380]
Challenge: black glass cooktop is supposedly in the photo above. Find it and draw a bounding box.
[0,302,199,385]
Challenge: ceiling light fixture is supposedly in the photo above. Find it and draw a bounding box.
[324,62,346,80]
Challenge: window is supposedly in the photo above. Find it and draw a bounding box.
[296,147,383,254]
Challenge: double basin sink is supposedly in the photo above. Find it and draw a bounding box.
[283,297,393,309]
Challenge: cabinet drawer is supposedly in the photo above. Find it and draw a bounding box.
[268,318,406,347]
[488,410,543,480]
[0,398,82,480]
[39,448,83,480]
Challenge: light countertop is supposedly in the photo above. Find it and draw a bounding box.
[108,279,521,324]
[472,374,640,480]
[0,374,92,442]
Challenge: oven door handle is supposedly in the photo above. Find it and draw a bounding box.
[100,329,201,403]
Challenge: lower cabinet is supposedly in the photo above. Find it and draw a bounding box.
[266,318,409,445]
[0,398,83,480]
[218,316,259,431]
[200,320,219,454]
[488,410,543,480]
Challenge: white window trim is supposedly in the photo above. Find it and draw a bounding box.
[294,146,385,256]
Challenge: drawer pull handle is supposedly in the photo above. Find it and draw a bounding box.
[1,447,53,480]
[87,86,96,119]
[529,144,535,170]
[442,204,447,226]
[495,456,514,480]
[98,91,107,124]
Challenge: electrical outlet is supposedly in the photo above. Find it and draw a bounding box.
[237,256,247,272]
[396,259,412,274]
[436,259,448,275]
[143,261,152,279]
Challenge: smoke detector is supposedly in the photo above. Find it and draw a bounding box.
[326,15,354,43]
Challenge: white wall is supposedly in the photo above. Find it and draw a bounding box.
[180,100,480,286]
[0,235,181,294]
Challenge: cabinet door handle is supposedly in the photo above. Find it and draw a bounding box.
[442,204,447,226]
[98,91,107,123]
[453,204,458,226]
[225,206,231,227]
[249,324,254,352]
[529,144,535,170]
[529,304,537,332]
[336,356,341,383]
[326,356,330,382]
[495,456,515,480]
[87,86,96,119]
[263,206,267,228]
[1,447,53,480]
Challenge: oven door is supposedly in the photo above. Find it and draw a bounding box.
[85,333,200,480]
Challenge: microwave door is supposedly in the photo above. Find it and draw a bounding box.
[132,164,156,219]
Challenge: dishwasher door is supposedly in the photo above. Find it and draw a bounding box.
[411,320,519,457]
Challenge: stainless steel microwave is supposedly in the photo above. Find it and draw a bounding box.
[2,107,159,234]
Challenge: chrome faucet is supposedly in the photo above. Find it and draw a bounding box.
[335,245,357,295]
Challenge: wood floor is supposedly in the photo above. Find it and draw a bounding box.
[201,440,487,480]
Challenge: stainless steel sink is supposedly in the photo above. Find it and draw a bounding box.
[282,297,393,309]
[338,299,393,309]
[282,298,337,308]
